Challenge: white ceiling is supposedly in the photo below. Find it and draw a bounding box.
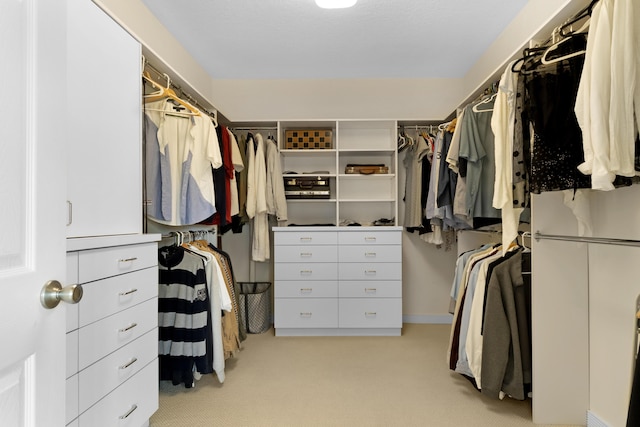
[141,0,529,80]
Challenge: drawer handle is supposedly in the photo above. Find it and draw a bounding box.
[365,252,377,257]
[119,404,138,420]
[300,288,313,293]
[119,357,138,370]
[365,270,377,275]
[119,323,138,333]
[119,288,138,296]
[119,257,138,263]
[300,312,312,318]
[300,252,312,257]
[300,270,313,275]
[364,237,377,242]
[365,312,377,317]
[300,237,313,242]
[365,288,377,293]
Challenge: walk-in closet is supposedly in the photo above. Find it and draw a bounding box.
[3,0,640,426]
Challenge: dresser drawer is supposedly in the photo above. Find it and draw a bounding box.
[78,297,157,370]
[78,358,159,427]
[275,281,338,298]
[338,263,402,281]
[274,231,337,246]
[275,298,338,328]
[339,281,401,298]
[79,267,157,327]
[79,329,157,414]
[338,245,401,263]
[338,231,401,245]
[78,243,157,283]
[275,262,338,281]
[274,245,338,263]
[338,298,402,328]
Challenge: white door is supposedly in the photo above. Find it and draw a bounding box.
[0,0,68,426]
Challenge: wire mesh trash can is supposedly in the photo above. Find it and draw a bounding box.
[238,282,272,334]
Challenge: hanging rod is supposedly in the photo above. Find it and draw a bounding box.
[533,232,640,247]
[161,229,216,239]
[142,58,218,121]
[231,127,278,131]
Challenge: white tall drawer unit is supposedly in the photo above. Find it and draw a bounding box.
[274,231,339,333]
[274,227,402,336]
[66,239,159,426]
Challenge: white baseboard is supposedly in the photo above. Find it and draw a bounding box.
[587,411,609,427]
[403,314,453,324]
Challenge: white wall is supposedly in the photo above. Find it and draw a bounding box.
[93,0,593,122]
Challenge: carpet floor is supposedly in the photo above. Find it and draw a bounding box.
[150,323,579,427]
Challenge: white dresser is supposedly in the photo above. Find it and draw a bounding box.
[66,237,160,427]
[274,227,402,336]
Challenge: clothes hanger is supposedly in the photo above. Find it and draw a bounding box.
[559,0,597,37]
[541,22,589,65]
[472,93,496,113]
[143,73,200,116]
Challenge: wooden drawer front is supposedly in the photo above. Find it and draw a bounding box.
[66,374,79,425]
[79,329,157,414]
[78,243,157,283]
[275,281,338,298]
[275,262,338,281]
[275,299,338,328]
[338,245,401,263]
[79,267,157,327]
[67,330,78,378]
[338,231,401,246]
[78,298,157,370]
[339,281,401,298]
[78,358,159,427]
[338,263,402,281]
[338,298,402,328]
[274,231,337,246]
[275,245,338,263]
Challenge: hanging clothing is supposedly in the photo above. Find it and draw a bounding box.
[265,137,288,223]
[246,133,269,262]
[492,61,525,254]
[525,33,591,194]
[145,100,222,225]
[403,134,429,229]
[228,129,244,217]
[458,97,501,221]
[158,246,213,388]
[186,243,228,383]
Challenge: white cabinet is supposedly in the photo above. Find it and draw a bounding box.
[66,241,159,427]
[274,227,402,336]
[279,120,398,227]
[66,0,142,238]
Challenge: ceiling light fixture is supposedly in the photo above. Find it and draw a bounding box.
[315,0,357,9]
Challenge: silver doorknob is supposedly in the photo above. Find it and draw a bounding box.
[40,280,83,309]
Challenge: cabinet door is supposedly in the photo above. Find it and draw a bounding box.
[67,0,142,238]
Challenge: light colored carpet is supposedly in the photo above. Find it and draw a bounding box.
[150,323,579,427]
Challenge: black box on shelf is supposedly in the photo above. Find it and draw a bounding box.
[284,176,330,199]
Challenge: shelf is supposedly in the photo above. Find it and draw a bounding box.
[281,149,336,156]
[285,198,337,203]
[279,119,398,227]
[339,199,396,202]
[338,174,395,178]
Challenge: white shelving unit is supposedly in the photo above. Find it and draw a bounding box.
[278,119,398,227]
[274,120,401,336]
